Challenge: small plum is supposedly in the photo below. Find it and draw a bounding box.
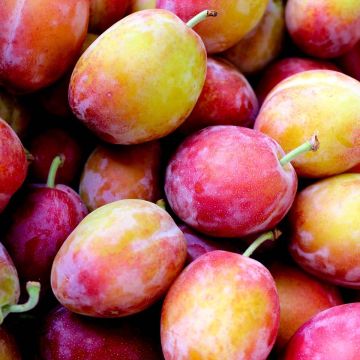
[69,9,208,144]
[178,57,258,135]
[224,0,285,75]
[3,156,88,290]
[165,126,301,238]
[0,0,89,93]
[79,141,161,211]
[157,0,269,53]
[269,261,343,351]
[289,173,360,288]
[254,70,360,177]
[161,250,280,359]
[51,199,187,317]
[40,306,163,359]
[255,57,339,105]
[283,303,360,359]
[285,0,360,58]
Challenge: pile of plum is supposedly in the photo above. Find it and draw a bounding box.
[0,0,359,359]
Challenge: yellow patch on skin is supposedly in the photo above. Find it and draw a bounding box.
[290,174,360,284]
[70,9,206,144]
[255,70,360,177]
[161,252,278,359]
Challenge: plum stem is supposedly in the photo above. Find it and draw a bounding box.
[156,199,166,210]
[280,135,319,167]
[0,281,41,324]
[47,155,64,188]
[243,229,281,258]
[25,148,34,162]
[186,10,217,28]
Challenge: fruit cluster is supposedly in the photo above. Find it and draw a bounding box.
[0,0,359,359]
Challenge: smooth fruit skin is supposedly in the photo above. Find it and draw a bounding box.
[157,0,268,54]
[0,328,21,360]
[338,40,360,81]
[254,70,360,178]
[89,0,130,33]
[0,0,89,93]
[289,174,360,288]
[69,9,206,145]
[161,250,280,360]
[224,0,285,75]
[51,199,187,317]
[285,0,360,58]
[165,126,297,238]
[255,57,339,105]
[79,141,161,211]
[0,243,20,310]
[283,303,360,359]
[178,57,258,135]
[40,306,162,360]
[269,262,343,351]
[0,118,27,214]
[3,185,88,288]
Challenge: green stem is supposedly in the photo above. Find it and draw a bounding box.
[0,281,41,324]
[243,229,281,258]
[156,199,166,210]
[47,155,64,188]
[280,135,319,167]
[186,10,217,28]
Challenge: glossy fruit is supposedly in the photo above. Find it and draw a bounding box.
[283,303,360,359]
[289,173,360,288]
[269,261,343,350]
[79,141,161,211]
[161,250,280,359]
[178,57,258,134]
[224,0,285,75]
[3,182,88,289]
[51,199,187,317]
[69,9,207,144]
[0,0,89,93]
[286,0,360,58]
[165,126,297,237]
[40,306,162,359]
[157,0,268,53]
[255,70,360,177]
